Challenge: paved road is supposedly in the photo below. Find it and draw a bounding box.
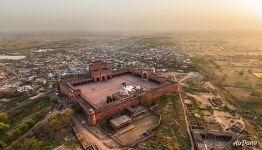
[178,92,195,150]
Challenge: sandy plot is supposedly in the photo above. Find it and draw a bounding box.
[253,72,262,78]
[186,93,214,108]
[203,82,216,91]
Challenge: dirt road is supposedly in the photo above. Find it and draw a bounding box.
[179,72,199,83]
[73,117,110,150]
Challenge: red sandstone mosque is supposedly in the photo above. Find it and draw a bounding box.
[59,60,180,126]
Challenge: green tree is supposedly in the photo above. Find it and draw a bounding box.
[106,96,114,103]
[0,112,8,122]
[33,108,73,138]
[9,137,42,150]
[0,122,10,132]
[0,112,10,132]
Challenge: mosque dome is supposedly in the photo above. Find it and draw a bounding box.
[119,89,129,96]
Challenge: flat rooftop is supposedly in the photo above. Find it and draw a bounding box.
[74,74,159,108]
[110,115,131,127]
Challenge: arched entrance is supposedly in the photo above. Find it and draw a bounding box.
[97,78,100,81]
[107,75,110,79]
[142,72,148,80]
[102,76,106,81]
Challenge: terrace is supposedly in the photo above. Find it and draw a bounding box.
[112,111,160,146]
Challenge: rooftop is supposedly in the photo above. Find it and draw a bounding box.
[127,105,146,113]
[110,115,131,127]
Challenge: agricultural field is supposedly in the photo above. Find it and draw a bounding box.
[175,32,262,108]
[211,65,260,88]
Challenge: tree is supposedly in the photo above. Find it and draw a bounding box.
[33,108,73,138]
[239,70,244,76]
[62,108,73,121]
[106,96,114,103]
[9,137,42,150]
[215,65,220,70]
[0,112,8,123]
[0,122,10,132]
[47,108,73,129]
[0,112,9,132]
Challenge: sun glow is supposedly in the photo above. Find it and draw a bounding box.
[247,0,262,15]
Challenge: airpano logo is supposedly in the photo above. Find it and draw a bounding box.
[233,140,257,147]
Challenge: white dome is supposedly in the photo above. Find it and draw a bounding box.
[119,89,129,96]
[88,109,94,114]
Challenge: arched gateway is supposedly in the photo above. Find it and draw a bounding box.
[142,72,149,80]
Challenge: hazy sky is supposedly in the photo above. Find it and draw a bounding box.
[1,0,262,32]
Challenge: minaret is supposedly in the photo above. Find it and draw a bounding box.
[87,109,96,125]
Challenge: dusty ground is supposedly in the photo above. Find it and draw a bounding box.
[186,92,214,108]
[252,72,262,78]
[224,87,251,101]
[159,71,203,83]
[186,91,244,132]
[179,72,203,83]
[213,110,244,131]
[202,82,216,91]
